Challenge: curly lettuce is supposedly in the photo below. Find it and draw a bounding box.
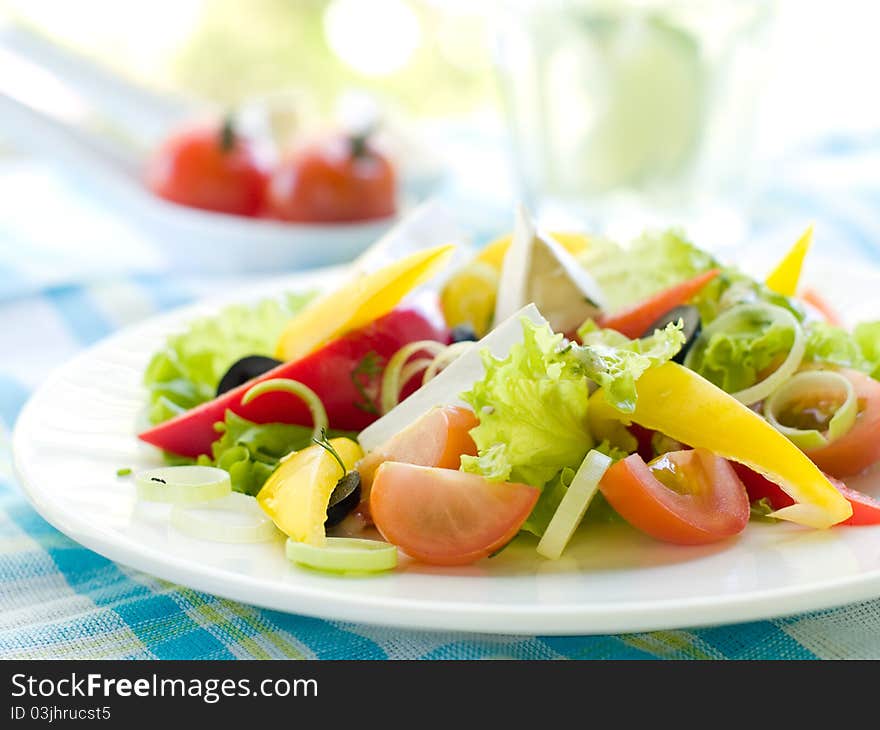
[460,318,683,490]
[574,320,685,412]
[521,467,575,537]
[803,320,880,378]
[691,268,805,325]
[855,323,880,378]
[189,410,353,496]
[144,292,313,425]
[579,228,718,311]
[685,311,797,394]
[460,320,593,488]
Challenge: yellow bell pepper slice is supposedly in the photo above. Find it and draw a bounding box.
[257,438,363,545]
[589,362,852,529]
[476,231,590,270]
[275,244,454,361]
[765,225,813,297]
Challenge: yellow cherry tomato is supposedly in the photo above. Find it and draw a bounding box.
[439,261,499,337]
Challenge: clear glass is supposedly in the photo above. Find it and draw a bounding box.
[494,0,776,246]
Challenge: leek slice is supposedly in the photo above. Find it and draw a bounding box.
[397,358,434,391]
[685,303,806,405]
[241,378,328,441]
[422,341,472,384]
[380,340,447,415]
[765,370,857,450]
[380,339,498,416]
[285,537,398,574]
[171,492,280,543]
[537,450,612,560]
[135,466,231,504]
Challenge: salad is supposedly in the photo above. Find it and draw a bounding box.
[134,208,880,573]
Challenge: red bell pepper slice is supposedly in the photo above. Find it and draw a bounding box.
[733,463,880,526]
[139,306,448,458]
[598,269,720,339]
[801,287,844,326]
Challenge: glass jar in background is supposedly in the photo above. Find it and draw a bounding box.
[494,0,775,248]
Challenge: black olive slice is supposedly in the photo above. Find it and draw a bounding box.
[450,324,479,343]
[325,471,362,527]
[641,305,701,364]
[216,355,282,396]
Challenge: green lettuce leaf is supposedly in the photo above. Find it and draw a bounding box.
[192,410,353,496]
[144,292,314,425]
[579,228,718,311]
[583,492,626,525]
[802,320,880,379]
[573,320,686,412]
[685,310,796,393]
[460,318,682,491]
[803,321,868,370]
[854,322,880,379]
[460,442,512,482]
[749,497,780,522]
[521,467,575,537]
[460,319,594,488]
[691,268,805,326]
[521,441,630,537]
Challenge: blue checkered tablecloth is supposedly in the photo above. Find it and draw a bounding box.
[3,136,880,659]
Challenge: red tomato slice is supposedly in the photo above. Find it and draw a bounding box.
[733,463,880,526]
[370,462,539,566]
[598,269,720,339]
[599,448,750,545]
[802,369,880,478]
[139,307,447,458]
[357,406,478,492]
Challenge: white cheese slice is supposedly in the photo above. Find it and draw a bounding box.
[357,303,548,452]
[494,206,606,334]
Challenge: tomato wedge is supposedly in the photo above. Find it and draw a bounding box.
[597,269,720,339]
[370,462,539,566]
[734,463,880,526]
[599,448,750,545]
[356,406,478,493]
[800,369,880,478]
[139,307,447,458]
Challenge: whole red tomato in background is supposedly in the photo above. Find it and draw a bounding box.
[265,132,396,223]
[146,120,268,217]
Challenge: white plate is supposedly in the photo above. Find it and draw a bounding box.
[12,260,880,635]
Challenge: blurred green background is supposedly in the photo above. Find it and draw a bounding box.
[4,0,496,118]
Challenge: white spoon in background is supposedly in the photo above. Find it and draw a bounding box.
[0,26,407,274]
[0,24,199,145]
